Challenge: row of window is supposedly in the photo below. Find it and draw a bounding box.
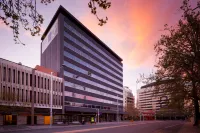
[63,52,121,84]
[0,86,61,106]
[65,91,122,106]
[64,81,123,101]
[0,66,61,92]
[64,41,122,83]
[63,34,122,80]
[63,61,121,90]
[64,21,122,69]
[65,101,123,111]
[64,71,122,95]
[63,36,122,76]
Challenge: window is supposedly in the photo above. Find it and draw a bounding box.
[26,73,28,86]
[26,90,28,102]
[17,88,19,101]
[30,74,32,86]
[44,93,46,104]
[44,78,46,89]
[53,81,55,91]
[38,92,40,104]
[38,76,40,88]
[3,67,6,81]
[34,91,36,103]
[41,77,43,88]
[48,79,49,90]
[13,70,15,83]
[34,75,36,87]
[22,89,24,102]
[7,87,10,101]
[22,72,24,85]
[18,71,20,84]
[47,94,49,104]
[8,68,11,82]
[2,86,5,100]
[30,91,32,102]
[41,92,43,104]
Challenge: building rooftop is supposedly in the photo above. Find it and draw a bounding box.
[141,79,175,89]
[35,65,57,76]
[0,58,58,77]
[41,5,123,62]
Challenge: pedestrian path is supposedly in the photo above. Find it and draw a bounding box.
[178,122,200,133]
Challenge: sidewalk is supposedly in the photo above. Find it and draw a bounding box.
[0,121,131,132]
[178,122,200,133]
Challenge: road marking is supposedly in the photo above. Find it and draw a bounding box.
[165,123,183,129]
[55,121,162,133]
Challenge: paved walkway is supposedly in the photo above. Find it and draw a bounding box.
[178,122,200,133]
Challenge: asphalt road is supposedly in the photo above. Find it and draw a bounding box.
[8,121,185,133]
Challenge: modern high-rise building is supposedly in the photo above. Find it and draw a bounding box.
[41,6,123,122]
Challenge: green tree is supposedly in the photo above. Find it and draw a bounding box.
[0,0,111,45]
[140,0,200,126]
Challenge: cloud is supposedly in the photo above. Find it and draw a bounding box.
[0,20,11,31]
[79,0,182,70]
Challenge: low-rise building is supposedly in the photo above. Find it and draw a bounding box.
[0,58,63,125]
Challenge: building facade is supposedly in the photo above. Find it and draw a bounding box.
[41,6,123,122]
[137,83,169,112]
[123,86,135,111]
[137,82,170,120]
[0,58,63,125]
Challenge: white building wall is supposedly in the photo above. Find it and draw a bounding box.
[137,86,169,112]
[0,58,63,110]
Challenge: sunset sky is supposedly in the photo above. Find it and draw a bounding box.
[0,0,197,97]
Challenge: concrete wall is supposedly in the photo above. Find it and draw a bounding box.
[17,115,26,125]
[0,115,3,125]
[37,116,44,125]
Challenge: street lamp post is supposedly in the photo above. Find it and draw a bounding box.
[50,72,53,127]
[96,109,99,123]
[60,65,65,117]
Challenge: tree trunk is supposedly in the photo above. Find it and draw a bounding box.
[193,98,199,126]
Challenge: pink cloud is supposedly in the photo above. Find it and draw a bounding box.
[78,0,183,69]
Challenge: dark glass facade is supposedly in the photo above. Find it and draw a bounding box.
[41,6,123,121]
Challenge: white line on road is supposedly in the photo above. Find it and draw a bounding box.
[55,121,163,133]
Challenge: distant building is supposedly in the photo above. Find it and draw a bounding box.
[0,58,63,125]
[123,86,135,111]
[41,6,123,122]
[137,81,170,120]
[137,82,169,111]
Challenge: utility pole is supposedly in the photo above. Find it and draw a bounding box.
[50,72,53,127]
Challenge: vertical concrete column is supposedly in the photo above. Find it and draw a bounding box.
[31,69,35,126]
